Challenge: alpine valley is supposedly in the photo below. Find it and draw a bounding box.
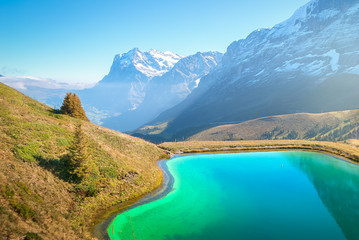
[2,0,359,142]
[4,0,359,239]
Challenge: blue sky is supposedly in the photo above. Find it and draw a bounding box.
[0,0,309,83]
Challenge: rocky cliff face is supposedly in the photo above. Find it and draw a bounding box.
[103,51,223,131]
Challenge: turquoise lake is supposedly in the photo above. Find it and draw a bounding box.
[108,151,359,240]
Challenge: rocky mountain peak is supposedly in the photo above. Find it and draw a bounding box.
[110,48,182,79]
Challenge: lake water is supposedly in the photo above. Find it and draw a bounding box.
[107,151,359,240]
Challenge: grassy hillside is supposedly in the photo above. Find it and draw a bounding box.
[189,110,359,142]
[0,83,167,239]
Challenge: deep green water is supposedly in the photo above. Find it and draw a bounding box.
[108,151,359,240]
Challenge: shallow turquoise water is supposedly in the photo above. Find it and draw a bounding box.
[108,151,359,240]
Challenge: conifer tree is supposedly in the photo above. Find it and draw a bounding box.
[67,124,90,181]
[60,93,89,121]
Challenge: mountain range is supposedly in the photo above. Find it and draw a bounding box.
[2,0,359,143]
[0,49,222,129]
[102,51,223,131]
[134,0,359,142]
[78,48,182,115]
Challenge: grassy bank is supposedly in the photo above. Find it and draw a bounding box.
[159,140,359,163]
[0,83,168,239]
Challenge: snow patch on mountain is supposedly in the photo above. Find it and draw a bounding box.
[278,0,315,25]
[325,49,339,72]
[269,0,316,38]
[113,48,182,78]
[149,49,182,69]
[317,9,340,20]
[194,78,201,89]
[274,49,340,76]
[255,69,265,77]
[346,65,359,75]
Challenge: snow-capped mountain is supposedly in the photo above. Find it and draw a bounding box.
[103,51,223,131]
[1,49,222,128]
[107,48,182,79]
[222,0,359,80]
[78,48,182,122]
[136,0,359,141]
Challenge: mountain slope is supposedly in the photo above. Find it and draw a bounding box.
[78,48,182,120]
[137,0,359,141]
[190,109,359,141]
[0,83,166,239]
[103,51,223,132]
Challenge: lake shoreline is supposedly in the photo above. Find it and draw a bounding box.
[160,140,359,165]
[93,140,359,239]
[177,148,359,166]
[92,159,175,240]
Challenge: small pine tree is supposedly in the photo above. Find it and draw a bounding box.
[60,93,89,121]
[67,124,90,182]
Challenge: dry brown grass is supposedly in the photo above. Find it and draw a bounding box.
[0,83,167,239]
[159,140,359,163]
[189,110,359,141]
[346,139,359,147]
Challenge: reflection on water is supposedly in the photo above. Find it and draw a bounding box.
[108,152,359,240]
[288,153,359,240]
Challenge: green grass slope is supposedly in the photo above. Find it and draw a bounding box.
[0,83,167,239]
[190,110,359,141]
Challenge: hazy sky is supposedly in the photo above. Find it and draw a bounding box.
[0,0,309,83]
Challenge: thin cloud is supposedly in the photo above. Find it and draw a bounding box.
[1,66,26,75]
[0,76,95,90]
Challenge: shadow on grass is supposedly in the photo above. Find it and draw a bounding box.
[35,155,97,198]
[48,108,62,114]
[35,155,72,183]
[47,109,65,119]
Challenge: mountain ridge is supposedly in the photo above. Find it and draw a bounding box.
[136,0,359,141]
[105,48,182,81]
[79,48,183,116]
[102,51,223,132]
